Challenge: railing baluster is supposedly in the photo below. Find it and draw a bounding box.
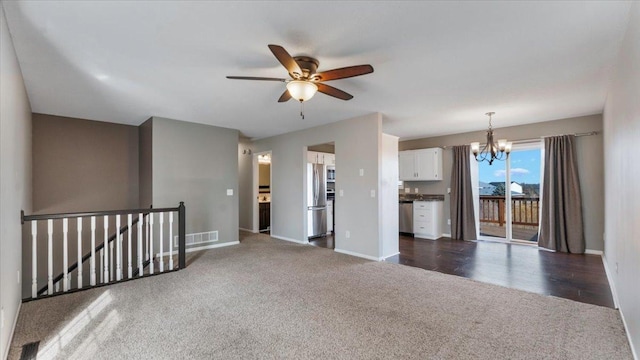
[169,212,174,271]
[149,213,154,274]
[146,215,150,261]
[138,213,143,276]
[77,218,83,289]
[116,215,122,281]
[91,216,96,286]
[47,219,53,295]
[99,248,103,284]
[31,221,37,299]
[63,218,69,291]
[128,214,132,279]
[103,216,109,284]
[159,212,164,272]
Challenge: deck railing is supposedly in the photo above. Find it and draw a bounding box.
[21,202,185,300]
[478,196,539,226]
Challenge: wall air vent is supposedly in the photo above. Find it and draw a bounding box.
[174,230,218,247]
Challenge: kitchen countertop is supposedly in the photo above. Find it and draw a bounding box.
[399,194,445,202]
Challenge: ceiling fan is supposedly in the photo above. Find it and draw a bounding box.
[227,44,374,103]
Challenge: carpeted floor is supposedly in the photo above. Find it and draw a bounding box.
[9,232,632,359]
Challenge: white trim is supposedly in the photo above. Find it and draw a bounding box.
[380,252,400,261]
[441,233,451,238]
[602,255,619,309]
[334,248,380,261]
[270,234,307,244]
[239,227,256,233]
[584,249,603,255]
[619,307,639,360]
[3,302,21,360]
[156,241,240,257]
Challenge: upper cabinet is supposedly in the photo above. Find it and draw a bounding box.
[308,151,335,165]
[399,148,443,181]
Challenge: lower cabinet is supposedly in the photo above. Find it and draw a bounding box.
[413,201,443,240]
[259,202,270,231]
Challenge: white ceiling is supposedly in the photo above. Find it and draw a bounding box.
[3,1,632,140]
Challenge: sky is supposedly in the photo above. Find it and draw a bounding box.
[478,148,541,184]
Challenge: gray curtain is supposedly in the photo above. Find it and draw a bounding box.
[538,135,585,253]
[450,145,477,240]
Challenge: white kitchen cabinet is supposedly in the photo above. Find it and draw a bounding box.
[413,201,443,240]
[398,148,443,181]
[307,151,335,165]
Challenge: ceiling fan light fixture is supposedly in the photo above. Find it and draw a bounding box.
[286,80,317,102]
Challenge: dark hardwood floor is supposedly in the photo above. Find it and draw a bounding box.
[386,235,614,308]
[309,234,335,249]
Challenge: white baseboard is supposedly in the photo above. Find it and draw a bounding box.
[380,252,400,261]
[601,255,619,309]
[619,307,639,360]
[585,249,603,255]
[270,234,307,244]
[334,248,379,261]
[239,227,256,233]
[2,301,21,360]
[156,241,240,257]
[441,233,451,238]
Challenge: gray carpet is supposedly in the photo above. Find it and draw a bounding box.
[9,232,632,359]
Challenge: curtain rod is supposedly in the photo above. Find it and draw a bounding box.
[440,131,600,149]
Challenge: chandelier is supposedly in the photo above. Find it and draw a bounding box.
[470,112,512,165]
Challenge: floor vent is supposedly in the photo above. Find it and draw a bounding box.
[20,341,39,360]
[174,230,219,247]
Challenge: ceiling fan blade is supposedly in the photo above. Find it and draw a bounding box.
[313,65,374,82]
[268,44,303,78]
[226,76,287,82]
[278,90,292,102]
[317,83,353,101]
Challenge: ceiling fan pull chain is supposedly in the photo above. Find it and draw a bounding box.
[300,101,305,120]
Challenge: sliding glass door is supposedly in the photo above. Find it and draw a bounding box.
[474,142,542,243]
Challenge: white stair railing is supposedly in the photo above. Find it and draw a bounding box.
[20,202,186,300]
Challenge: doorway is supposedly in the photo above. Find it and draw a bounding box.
[253,151,272,234]
[306,142,335,249]
[474,142,542,243]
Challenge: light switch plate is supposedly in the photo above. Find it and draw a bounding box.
[404,187,410,193]
[345,230,350,239]
[226,189,233,196]
[370,190,376,198]
[414,188,419,193]
[359,169,364,176]
[339,190,344,197]
[447,187,451,194]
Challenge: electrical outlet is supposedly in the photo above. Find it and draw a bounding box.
[339,189,344,197]
[17,270,20,284]
[404,187,410,193]
[447,187,451,194]
[1,307,4,330]
[370,190,376,198]
[359,169,364,176]
[447,219,451,225]
[414,188,419,193]
[345,230,350,239]
[226,189,233,196]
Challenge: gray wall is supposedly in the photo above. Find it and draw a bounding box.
[400,114,604,251]
[238,136,253,230]
[139,118,153,208]
[0,5,32,357]
[251,113,383,259]
[32,113,139,213]
[603,1,639,355]
[151,117,239,244]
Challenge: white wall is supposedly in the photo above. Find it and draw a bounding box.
[0,4,32,358]
[603,2,640,357]
[151,117,239,245]
[379,133,399,259]
[251,113,383,259]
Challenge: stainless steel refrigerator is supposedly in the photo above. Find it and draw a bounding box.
[307,163,327,238]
